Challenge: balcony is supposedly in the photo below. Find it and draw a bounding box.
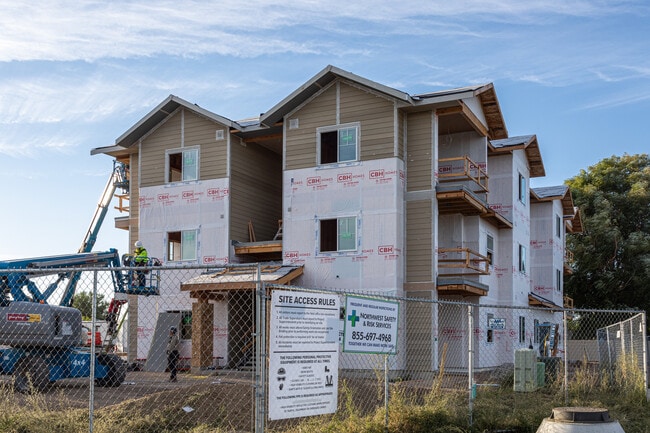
[436,248,490,297]
[437,156,512,229]
[438,155,488,192]
[438,247,490,276]
[564,249,574,274]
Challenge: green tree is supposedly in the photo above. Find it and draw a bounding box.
[72,291,109,321]
[565,154,650,310]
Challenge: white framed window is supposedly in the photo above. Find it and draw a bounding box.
[319,216,357,253]
[518,172,527,205]
[317,123,359,164]
[167,147,199,182]
[519,316,526,344]
[519,244,527,274]
[486,234,494,266]
[167,229,198,261]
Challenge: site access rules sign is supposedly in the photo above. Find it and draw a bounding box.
[343,295,399,354]
[268,290,340,420]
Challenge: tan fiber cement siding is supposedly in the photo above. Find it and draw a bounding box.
[406,200,432,282]
[406,291,433,371]
[140,113,181,187]
[398,113,405,159]
[406,111,433,192]
[285,81,398,170]
[339,83,395,161]
[184,112,228,181]
[140,109,227,187]
[285,85,337,171]
[229,139,282,242]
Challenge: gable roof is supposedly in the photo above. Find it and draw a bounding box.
[489,134,546,178]
[91,95,238,156]
[530,185,583,233]
[414,83,507,139]
[259,65,412,127]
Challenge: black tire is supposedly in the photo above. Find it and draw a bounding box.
[14,356,50,394]
[95,354,126,387]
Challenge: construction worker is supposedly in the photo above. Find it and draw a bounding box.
[167,326,180,382]
[133,240,148,287]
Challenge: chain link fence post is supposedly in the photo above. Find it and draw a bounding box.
[254,263,266,433]
[468,303,474,427]
[88,269,98,433]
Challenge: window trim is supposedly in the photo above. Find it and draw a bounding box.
[165,146,200,183]
[166,229,199,262]
[318,215,358,254]
[518,172,527,205]
[316,122,360,165]
[486,234,494,267]
[519,244,527,274]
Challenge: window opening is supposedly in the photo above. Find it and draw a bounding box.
[556,214,562,238]
[167,148,198,182]
[486,313,494,343]
[319,125,359,164]
[320,216,357,252]
[518,173,526,205]
[486,234,494,266]
[519,244,527,274]
[167,230,198,261]
[519,316,526,344]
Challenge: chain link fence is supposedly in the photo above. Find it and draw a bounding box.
[0,264,646,432]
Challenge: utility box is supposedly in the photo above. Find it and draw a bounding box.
[514,348,537,392]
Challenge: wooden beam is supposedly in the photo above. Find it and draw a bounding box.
[459,100,489,137]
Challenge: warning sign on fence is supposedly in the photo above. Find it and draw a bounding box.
[268,290,340,420]
[343,295,399,354]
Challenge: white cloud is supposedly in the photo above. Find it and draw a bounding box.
[0,0,644,62]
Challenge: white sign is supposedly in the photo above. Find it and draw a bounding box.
[268,290,340,420]
[488,318,506,330]
[343,296,399,354]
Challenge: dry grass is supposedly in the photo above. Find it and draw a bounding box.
[0,359,648,433]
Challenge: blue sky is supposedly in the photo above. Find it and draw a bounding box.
[1,0,648,260]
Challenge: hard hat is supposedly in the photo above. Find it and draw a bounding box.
[135,240,143,248]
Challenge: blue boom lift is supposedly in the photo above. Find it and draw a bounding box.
[0,162,159,392]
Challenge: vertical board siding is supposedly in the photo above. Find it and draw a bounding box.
[406,200,433,282]
[229,139,282,242]
[339,83,395,161]
[406,112,433,192]
[285,85,337,170]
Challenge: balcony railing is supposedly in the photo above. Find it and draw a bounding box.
[564,249,574,264]
[438,247,490,276]
[438,155,488,193]
[563,295,574,309]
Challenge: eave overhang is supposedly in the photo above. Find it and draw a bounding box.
[489,134,545,177]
